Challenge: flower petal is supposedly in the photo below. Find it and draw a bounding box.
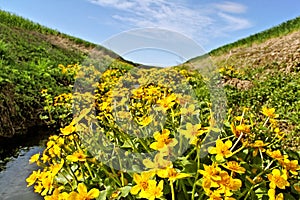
[87,188,100,198]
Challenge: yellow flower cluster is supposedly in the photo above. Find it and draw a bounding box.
[130,165,190,200]
[58,63,80,75]
[29,63,300,200]
[53,93,72,107]
[199,163,243,198]
[26,128,100,199]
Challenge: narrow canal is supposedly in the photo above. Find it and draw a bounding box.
[0,129,50,200]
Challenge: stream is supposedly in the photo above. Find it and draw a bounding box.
[0,128,50,200]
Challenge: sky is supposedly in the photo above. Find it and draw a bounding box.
[0,0,299,66]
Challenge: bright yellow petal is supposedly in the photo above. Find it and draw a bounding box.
[186,123,193,130]
[208,147,217,154]
[158,180,164,189]
[141,171,154,180]
[153,132,160,140]
[133,173,141,183]
[270,182,276,189]
[216,154,224,161]
[150,142,160,150]
[157,168,169,178]
[67,191,78,200]
[143,159,155,169]
[268,188,275,199]
[272,169,281,176]
[87,188,100,198]
[130,185,141,195]
[216,139,223,146]
[225,140,232,148]
[77,183,87,195]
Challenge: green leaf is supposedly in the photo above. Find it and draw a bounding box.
[97,190,107,200]
[119,186,131,198]
[121,140,133,148]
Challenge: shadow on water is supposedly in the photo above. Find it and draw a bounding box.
[0,127,52,200]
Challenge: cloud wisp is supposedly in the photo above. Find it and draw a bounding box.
[88,0,252,48]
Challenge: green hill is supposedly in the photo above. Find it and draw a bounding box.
[188,16,300,150]
[209,16,300,56]
[0,10,119,138]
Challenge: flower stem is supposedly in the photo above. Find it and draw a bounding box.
[191,147,200,200]
[170,181,175,200]
[230,132,243,151]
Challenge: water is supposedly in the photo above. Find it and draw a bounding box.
[0,147,44,200]
[0,128,49,200]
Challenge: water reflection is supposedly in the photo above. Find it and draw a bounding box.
[0,128,50,200]
[0,146,44,200]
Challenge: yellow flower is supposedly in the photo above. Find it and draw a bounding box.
[157,167,191,182]
[110,190,120,199]
[156,93,177,112]
[49,159,64,176]
[34,182,43,194]
[294,183,300,193]
[231,123,250,138]
[66,150,87,162]
[199,163,222,193]
[179,123,203,142]
[48,144,61,158]
[208,139,233,161]
[130,171,154,195]
[267,169,290,189]
[262,107,279,118]
[41,175,54,196]
[41,154,50,163]
[138,116,153,126]
[44,188,60,200]
[199,163,222,182]
[132,87,144,98]
[208,189,222,200]
[268,189,284,200]
[250,140,268,157]
[26,170,41,187]
[29,153,40,164]
[142,153,172,174]
[217,171,242,197]
[40,89,48,94]
[266,149,288,162]
[222,161,246,174]
[46,140,55,148]
[73,183,100,200]
[180,104,199,116]
[139,180,164,200]
[150,129,177,151]
[60,124,76,136]
[282,159,300,175]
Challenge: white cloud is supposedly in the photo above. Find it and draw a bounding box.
[214,1,247,13]
[218,12,252,31]
[88,0,252,48]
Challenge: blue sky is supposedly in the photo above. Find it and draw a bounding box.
[0,0,299,66]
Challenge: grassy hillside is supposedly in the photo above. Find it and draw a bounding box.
[188,16,300,151]
[210,16,300,56]
[0,10,119,138]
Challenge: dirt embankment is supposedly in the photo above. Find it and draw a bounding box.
[211,30,300,72]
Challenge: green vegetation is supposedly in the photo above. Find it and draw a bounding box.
[0,8,298,200]
[0,10,101,137]
[217,64,300,151]
[0,10,95,47]
[210,16,300,56]
[28,64,300,200]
